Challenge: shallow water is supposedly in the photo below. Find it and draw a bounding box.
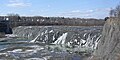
[0,38,82,60]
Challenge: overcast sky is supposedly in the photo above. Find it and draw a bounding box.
[0,0,119,18]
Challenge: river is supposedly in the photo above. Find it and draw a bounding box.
[0,26,103,60]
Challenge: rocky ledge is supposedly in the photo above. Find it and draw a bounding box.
[90,17,120,60]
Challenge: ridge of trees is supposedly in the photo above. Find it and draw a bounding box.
[0,14,105,27]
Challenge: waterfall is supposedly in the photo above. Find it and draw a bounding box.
[30,33,40,43]
[93,35,101,49]
[83,33,87,37]
[53,33,68,44]
[13,26,102,50]
[61,33,68,44]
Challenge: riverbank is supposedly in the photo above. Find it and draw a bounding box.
[89,17,120,60]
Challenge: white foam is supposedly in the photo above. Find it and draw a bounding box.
[8,49,22,53]
[81,39,86,44]
[53,35,55,41]
[30,34,40,43]
[83,33,87,37]
[74,39,77,42]
[49,30,54,33]
[67,42,71,46]
[53,33,68,44]
[61,33,68,44]
[26,58,44,60]
[5,34,18,38]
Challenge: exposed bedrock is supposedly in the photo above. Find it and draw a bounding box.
[90,18,120,60]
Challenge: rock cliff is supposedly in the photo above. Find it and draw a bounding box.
[91,17,120,60]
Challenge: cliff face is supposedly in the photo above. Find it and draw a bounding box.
[91,18,120,60]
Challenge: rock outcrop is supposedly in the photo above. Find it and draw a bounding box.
[91,17,120,60]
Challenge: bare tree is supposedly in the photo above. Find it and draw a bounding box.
[7,13,21,27]
[7,13,19,17]
[110,4,120,18]
[115,4,120,17]
[109,8,115,17]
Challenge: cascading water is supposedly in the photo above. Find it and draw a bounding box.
[0,26,103,59]
[30,33,40,43]
[53,33,68,44]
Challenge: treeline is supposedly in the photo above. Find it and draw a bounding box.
[0,15,105,28]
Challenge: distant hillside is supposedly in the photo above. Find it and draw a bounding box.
[0,16,105,27]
